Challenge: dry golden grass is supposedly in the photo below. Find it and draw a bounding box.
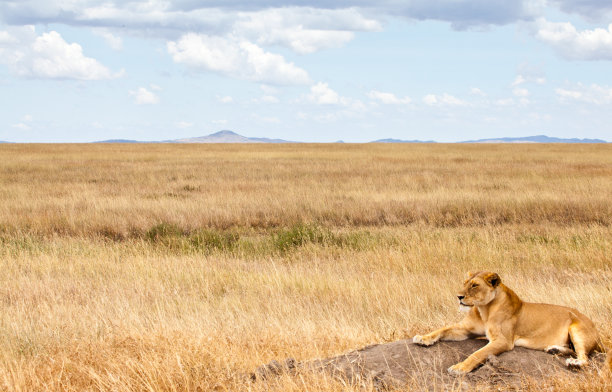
[2,143,612,236]
[0,143,611,391]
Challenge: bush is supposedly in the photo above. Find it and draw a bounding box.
[273,223,332,252]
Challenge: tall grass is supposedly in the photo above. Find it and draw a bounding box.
[1,143,611,237]
[0,144,610,391]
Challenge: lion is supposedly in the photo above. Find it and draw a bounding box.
[412,271,603,375]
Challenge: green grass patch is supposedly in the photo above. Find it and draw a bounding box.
[272,223,394,253]
[516,233,561,246]
[142,222,395,255]
[189,229,240,252]
[145,223,240,254]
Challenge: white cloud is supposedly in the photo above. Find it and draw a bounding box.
[551,0,612,22]
[513,87,530,97]
[307,82,365,112]
[0,30,18,45]
[167,34,310,85]
[555,83,612,104]
[494,98,515,106]
[512,74,545,86]
[367,90,411,105]
[512,62,547,87]
[93,28,123,50]
[253,114,281,124]
[555,88,583,100]
[260,95,280,103]
[469,87,486,96]
[0,27,121,80]
[302,82,367,123]
[260,27,354,54]
[528,112,552,121]
[129,87,159,104]
[232,8,381,54]
[0,1,552,89]
[422,93,467,106]
[512,75,527,87]
[218,96,233,103]
[312,106,368,123]
[534,18,612,60]
[176,121,194,128]
[212,119,228,125]
[11,122,30,130]
[0,1,539,36]
[260,85,279,95]
[422,94,438,105]
[309,82,342,105]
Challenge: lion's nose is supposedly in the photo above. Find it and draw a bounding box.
[457,295,465,301]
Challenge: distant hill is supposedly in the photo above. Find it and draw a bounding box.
[372,138,436,143]
[459,135,607,143]
[94,139,142,143]
[90,132,608,144]
[172,130,296,143]
[91,130,295,144]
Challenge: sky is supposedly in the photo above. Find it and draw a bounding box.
[1,1,612,143]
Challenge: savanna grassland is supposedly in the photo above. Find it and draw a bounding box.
[0,143,611,391]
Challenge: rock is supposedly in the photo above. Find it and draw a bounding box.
[252,358,296,380]
[253,339,606,390]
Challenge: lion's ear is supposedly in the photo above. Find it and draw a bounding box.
[484,273,501,287]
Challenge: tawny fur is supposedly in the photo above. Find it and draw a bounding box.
[413,271,601,375]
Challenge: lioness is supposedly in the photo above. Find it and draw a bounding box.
[413,271,601,375]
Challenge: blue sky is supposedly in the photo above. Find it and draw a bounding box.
[1,1,612,142]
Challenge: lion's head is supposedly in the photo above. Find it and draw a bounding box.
[457,271,501,309]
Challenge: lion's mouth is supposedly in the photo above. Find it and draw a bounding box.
[459,301,473,307]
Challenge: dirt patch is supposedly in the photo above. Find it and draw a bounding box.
[254,339,606,390]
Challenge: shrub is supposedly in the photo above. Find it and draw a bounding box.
[273,223,332,252]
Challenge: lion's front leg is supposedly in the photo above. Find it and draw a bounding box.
[448,320,515,375]
[413,324,473,346]
[447,338,513,374]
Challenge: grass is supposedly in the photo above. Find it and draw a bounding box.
[1,143,612,236]
[145,222,241,253]
[0,143,611,391]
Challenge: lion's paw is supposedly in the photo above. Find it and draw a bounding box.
[447,363,470,376]
[565,358,586,369]
[412,335,435,346]
[546,345,573,356]
[546,346,561,355]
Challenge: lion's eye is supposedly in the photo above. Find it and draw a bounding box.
[471,284,478,289]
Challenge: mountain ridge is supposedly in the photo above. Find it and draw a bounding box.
[88,131,607,144]
[458,135,607,144]
[371,138,437,143]
[170,130,297,144]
